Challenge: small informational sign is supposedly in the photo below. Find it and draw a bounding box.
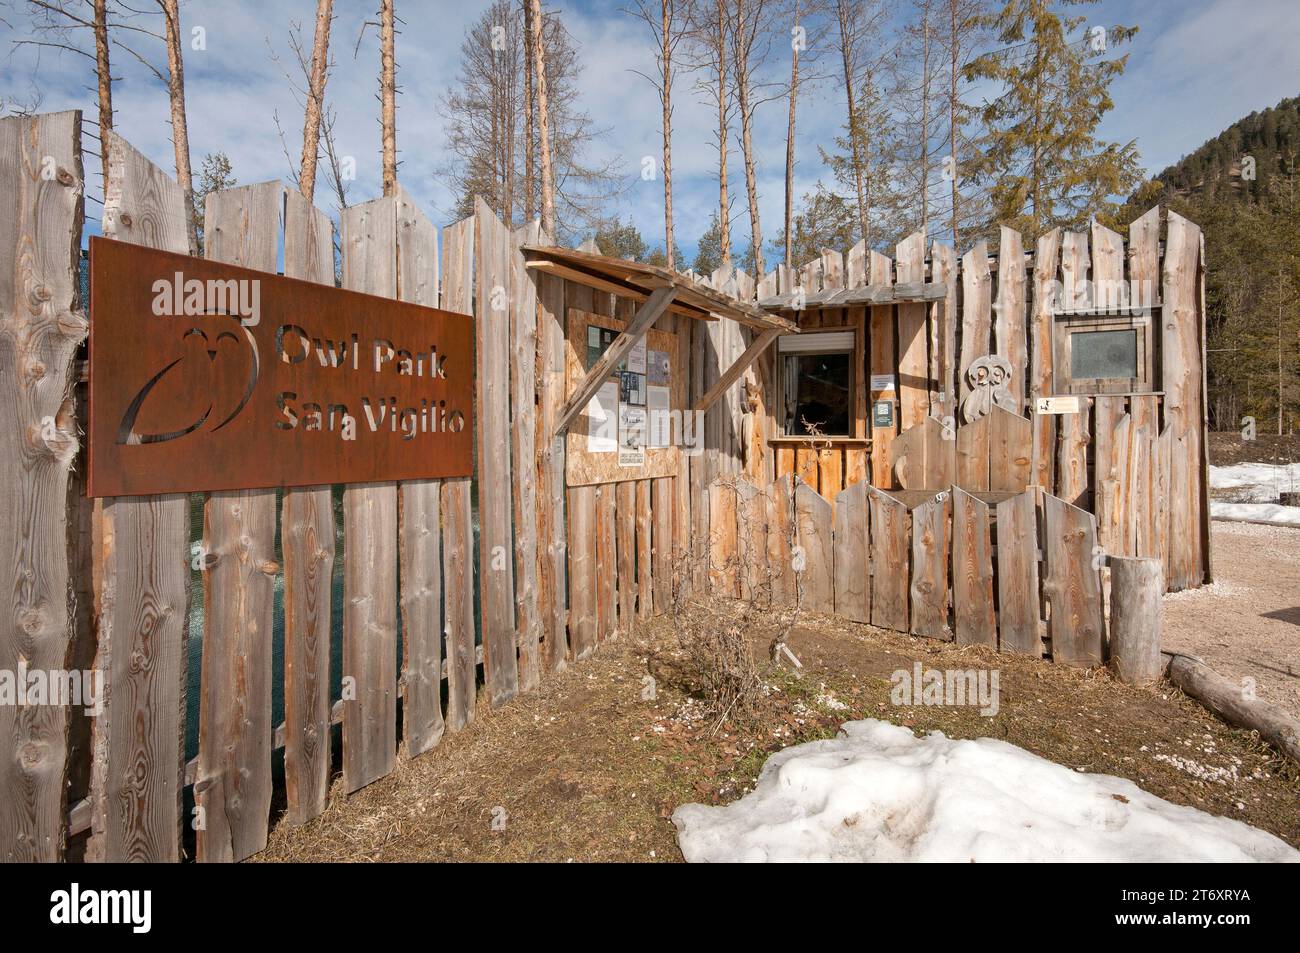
[647,385,672,447]
[619,404,647,467]
[88,237,474,497]
[588,380,619,452]
[873,399,895,428]
[870,373,896,393]
[626,335,648,375]
[1035,395,1083,415]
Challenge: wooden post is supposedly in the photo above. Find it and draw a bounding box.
[1108,556,1163,684]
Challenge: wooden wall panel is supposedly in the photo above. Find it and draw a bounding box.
[1029,229,1062,492]
[1043,493,1104,667]
[895,233,929,430]
[281,190,337,820]
[869,488,909,632]
[952,487,996,648]
[995,491,1042,656]
[85,127,188,863]
[832,480,869,623]
[197,181,281,860]
[794,482,835,615]
[909,494,950,640]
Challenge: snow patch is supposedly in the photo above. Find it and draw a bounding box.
[672,719,1299,863]
[1211,501,1300,527]
[1209,462,1300,500]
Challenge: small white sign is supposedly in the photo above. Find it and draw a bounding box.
[870,374,896,393]
[1035,395,1083,415]
[587,381,619,452]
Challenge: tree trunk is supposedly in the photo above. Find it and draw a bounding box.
[379,0,397,197]
[784,1,801,267]
[299,0,334,204]
[919,0,931,241]
[530,0,555,238]
[662,0,675,271]
[1108,556,1163,685]
[159,0,199,256]
[93,0,112,166]
[716,0,731,270]
[948,0,960,248]
[836,0,868,246]
[524,0,535,223]
[733,4,763,277]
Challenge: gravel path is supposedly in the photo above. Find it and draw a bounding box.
[1163,521,1300,719]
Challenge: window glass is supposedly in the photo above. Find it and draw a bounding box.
[1071,328,1137,380]
[785,352,851,436]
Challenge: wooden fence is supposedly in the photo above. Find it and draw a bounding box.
[707,474,1109,667]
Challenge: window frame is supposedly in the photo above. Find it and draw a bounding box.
[1052,309,1155,396]
[777,328,859,439]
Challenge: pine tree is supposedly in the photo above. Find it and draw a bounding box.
[963,0,1140,236]
[693,210,726,274]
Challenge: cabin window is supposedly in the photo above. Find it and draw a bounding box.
[1054,312,1152,394]
[778,330,855,437]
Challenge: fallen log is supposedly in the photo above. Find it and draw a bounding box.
[1166,653,1300,763]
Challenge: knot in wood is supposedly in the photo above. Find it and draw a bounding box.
[119,212,133,227]
[56,168,75,187]
[19,742,45,769]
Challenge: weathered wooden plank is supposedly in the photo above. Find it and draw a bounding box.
[505,224,542,688]
[832,480,869,622]
[794,482,835,615]
[766,476,796,606]
[869,488,909,632]
[734,478,767,602]
[952,487,996,648]
[1043,492,1104,667]
[595,483,617,639]
[708,479,738,597]
[1029,229,1062,492]
[909,494,951,641]
[958,241,991,408]
[653,477,673,612]
[536,269,568,669]
[567,484,597,659]
[1163,210,1206,591]
[474,199,520,703]
[1059,230,1091,312]
[85,126,188,863]
[442,478,476,728]
[1130,395,1160,560]
[988,405,1032,491]
[995,491,1042,656]
[995,226,1027,409]
[932,241,959,417]
[393,190,445,755]
[197,181,282,860]
[817,446,843,498]
[440,216,479,719]
[281,189,337,819]
[337,197,402,796]
[896,233,929,430]
[869,252,897,486]
[956,413,990,490]
[1056,397,1092,508]
[636,479,653,618]
[616,481,636,625]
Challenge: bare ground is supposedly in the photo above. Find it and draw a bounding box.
[1163,521,1300,720]
[254,602,1300,863]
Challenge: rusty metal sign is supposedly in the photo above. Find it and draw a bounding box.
[87,237,474,497]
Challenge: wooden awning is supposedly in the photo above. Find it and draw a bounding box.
[758,281,948,312]
[523,244,796,332]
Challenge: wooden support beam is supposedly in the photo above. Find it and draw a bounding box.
[552,286,676,438]
[693,326,783,413]
[525,259,713,322]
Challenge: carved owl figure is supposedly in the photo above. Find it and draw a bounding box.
[961,354,1018,423]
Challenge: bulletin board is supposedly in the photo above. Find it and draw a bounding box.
[565,307,686,486]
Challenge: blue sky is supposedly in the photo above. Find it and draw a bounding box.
[2,0,1297,265]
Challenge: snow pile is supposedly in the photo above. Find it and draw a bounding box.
[1209,463,1300,527]
[1211,500,1300,527]
[1209,462,1300,501]
[673,720,1299,863]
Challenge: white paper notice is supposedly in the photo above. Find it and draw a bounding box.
[587,380,618,452]
[627,336,648,375]
[647,385,672,447]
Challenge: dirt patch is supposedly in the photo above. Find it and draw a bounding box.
[254,601,1300,862]
[1163,521,1300,719]
[1209,431,1300,468]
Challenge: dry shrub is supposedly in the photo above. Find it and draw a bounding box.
[673,599,763,730]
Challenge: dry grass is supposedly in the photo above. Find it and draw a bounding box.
[254,599,1300,863]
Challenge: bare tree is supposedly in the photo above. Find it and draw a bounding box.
[299,0,334,204]
[627,0,691,271]
[379,0,397,196]
[523,0,535,221]
[725,0,779,277]
[155,0,197,254]
[688,0,734,270]
[530,0,555,236]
